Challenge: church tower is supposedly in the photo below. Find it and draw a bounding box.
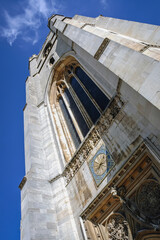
[19,14,160,240]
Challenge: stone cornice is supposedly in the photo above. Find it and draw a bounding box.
[48,14,64,28]
[29,54,37,62]
[81,23,95,29]
[139,43,160,53]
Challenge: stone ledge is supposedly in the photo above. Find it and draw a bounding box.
[19,176,27,190]
[37,101,44,108]
[23,103,27,111]
[49,174,62,183]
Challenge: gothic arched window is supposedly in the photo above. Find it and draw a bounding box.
[50,58,110,162]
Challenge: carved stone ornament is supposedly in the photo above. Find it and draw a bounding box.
[117,186,127,198]
[63,95,123,185]
[106,214,129,240]
[136,180,160,218]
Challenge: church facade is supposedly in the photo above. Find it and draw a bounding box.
[19,14,160,240]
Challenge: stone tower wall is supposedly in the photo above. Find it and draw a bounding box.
[20,14,160,240]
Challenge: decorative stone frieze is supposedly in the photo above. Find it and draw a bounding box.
[63,95,124,185]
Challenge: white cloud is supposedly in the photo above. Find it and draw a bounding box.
[0,0,58,45]
[100,0,108,8]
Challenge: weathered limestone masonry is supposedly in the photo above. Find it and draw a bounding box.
[19,14,160,240]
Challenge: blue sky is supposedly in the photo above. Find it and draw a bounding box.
[0,0,160,239]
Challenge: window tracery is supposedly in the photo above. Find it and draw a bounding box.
[49,57,110,162]
[136,179,160,219]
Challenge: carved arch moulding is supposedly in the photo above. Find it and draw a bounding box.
[48,55,124,169]
[49,55,78,106]
[49,56,85,162]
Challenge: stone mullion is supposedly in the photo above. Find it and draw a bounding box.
[61,92,84,142]
[51,105,71,162]
[55,104,76,158]
[68,83,93,129]
[73,73,102,114]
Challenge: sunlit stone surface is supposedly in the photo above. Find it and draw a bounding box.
[20,14,160,240]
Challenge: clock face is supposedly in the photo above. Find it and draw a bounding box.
[93,154,107,175]
[89,145,114,186]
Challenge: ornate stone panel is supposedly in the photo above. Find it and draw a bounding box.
[136,180,160,218]
[106,214,129,240]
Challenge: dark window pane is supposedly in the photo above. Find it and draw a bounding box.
[64,89,89,137]
[59,97,81,149]
[75,67,110,111]
[70,77,100,123]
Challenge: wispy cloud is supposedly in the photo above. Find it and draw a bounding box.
[100,0,108,9]
[0,0,58,45]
